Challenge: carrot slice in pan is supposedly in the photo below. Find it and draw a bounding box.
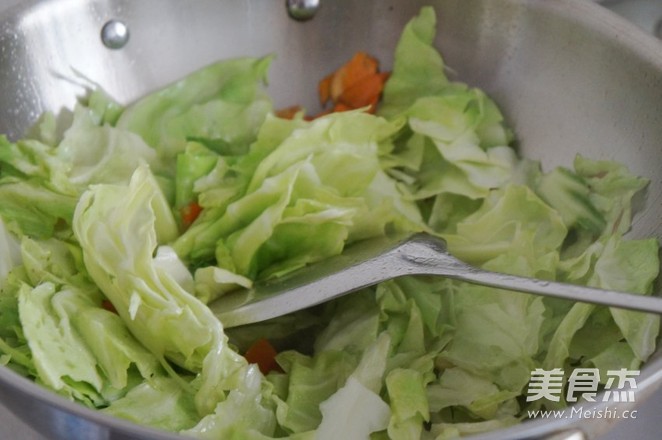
[277,51,389,119]
[338,71,389,111]
[181,201,203,229]
[244,338,281,375]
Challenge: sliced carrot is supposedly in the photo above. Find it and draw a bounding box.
[338,73,388,110]
[312,51,388,118]
[181,201,203,229]
[318,74,333,106]
[329,52,380,102]
[101,299,117,314]
[332,102,354,113]
[244,338,281,375]
[275,105,303,120]
[378,71,391,85]
[329,70,346,103]
[287,52,389,120]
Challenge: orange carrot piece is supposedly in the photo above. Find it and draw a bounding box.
[101,299,117,314]
[181,201,203,229]
[338,73,387,109]
[312,51,389,118]
[318,74,333,105]
[332,102,353,113]
[345,52,379,82]
[275,105,303,120]
[329,52,380,102]
[244,338,281,375]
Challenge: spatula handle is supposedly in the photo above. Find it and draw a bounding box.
[398,234,662,315]
[212,233,662,328]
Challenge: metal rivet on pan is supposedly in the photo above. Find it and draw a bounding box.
[286,0,320,21]
[101,19,130,49]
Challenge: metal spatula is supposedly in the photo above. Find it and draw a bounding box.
[210,233,662,328]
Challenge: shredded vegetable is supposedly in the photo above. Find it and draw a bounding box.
[0,6,658,440]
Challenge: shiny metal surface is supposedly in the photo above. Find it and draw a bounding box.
[286,0,321,21]
[100,19,129,49]
[214,234,662,327]
[1,0,662,439]
[603,0,662,37]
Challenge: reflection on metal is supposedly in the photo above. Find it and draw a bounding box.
[545,430,587,440]
[286,0,320,21]
[600,0,662,38]
[100,19,129,49]
[655,18,662,38]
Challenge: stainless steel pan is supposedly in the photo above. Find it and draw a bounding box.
[2,0,662,439]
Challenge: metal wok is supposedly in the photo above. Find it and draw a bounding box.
[1,0,662,439]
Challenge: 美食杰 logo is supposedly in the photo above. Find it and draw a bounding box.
[525,368,640,420]
[526,367,639,403]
